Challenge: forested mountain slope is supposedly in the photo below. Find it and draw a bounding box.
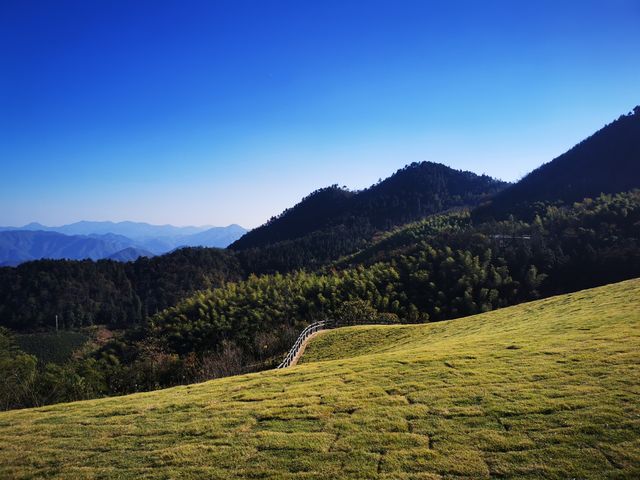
[149,190,640,358]
[475,106,640,220]
[0,247,243,331]
[232,162,507,272]
[233,162,506,250]
[1,278,638,479]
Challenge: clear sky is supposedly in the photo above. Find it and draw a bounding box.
[1,0,639,228]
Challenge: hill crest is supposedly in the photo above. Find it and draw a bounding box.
[475,106,640,219]
[231,161,507,251]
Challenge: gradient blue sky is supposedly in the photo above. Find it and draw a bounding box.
[1,0,639,228]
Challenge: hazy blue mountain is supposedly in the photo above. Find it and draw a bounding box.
[132,225,248,253]
[134,237,179,255]
[85,232,145,250]
[172,224,248,249]
[1,221,213,238]
[106,247,155,261]
[0,222,49,232]
[0,222,247,256]
[55,221,216,238]
[22,222,49,230]
[0,231,145,265]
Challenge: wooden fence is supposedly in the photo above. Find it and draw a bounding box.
[277,317,409,369]
[277,320,328,369]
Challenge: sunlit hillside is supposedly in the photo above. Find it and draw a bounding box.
[1,279,639,479]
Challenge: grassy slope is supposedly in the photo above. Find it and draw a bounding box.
[1,280,639,479]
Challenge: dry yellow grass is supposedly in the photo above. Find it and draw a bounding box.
[1,278,639,479]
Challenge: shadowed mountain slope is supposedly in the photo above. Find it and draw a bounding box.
[231,162,507,273]
[475,106,640,220]
[231,162,507,251]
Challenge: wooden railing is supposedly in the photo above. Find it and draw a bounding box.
[277,320,329,369]
[277,317,411,369]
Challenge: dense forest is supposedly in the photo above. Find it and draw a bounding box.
[151,190,640,355]
[0,248,243,331]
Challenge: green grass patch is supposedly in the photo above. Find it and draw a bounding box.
[1,279,639,478]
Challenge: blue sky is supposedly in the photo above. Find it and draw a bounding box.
[1,0,639,228]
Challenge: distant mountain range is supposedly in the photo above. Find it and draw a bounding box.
[0,222,246,266]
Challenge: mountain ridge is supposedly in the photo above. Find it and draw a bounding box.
[0,223,247,264]
[0,220,245,240]
[0,230,137,264]
[474,106,640,219]
[106,247,155,262]
[230,161,508,259]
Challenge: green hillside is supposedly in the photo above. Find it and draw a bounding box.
[1,279,639,479]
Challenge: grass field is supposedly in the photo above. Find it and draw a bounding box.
[1,279,639,479]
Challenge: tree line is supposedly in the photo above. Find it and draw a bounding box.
[0,248,243,331]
